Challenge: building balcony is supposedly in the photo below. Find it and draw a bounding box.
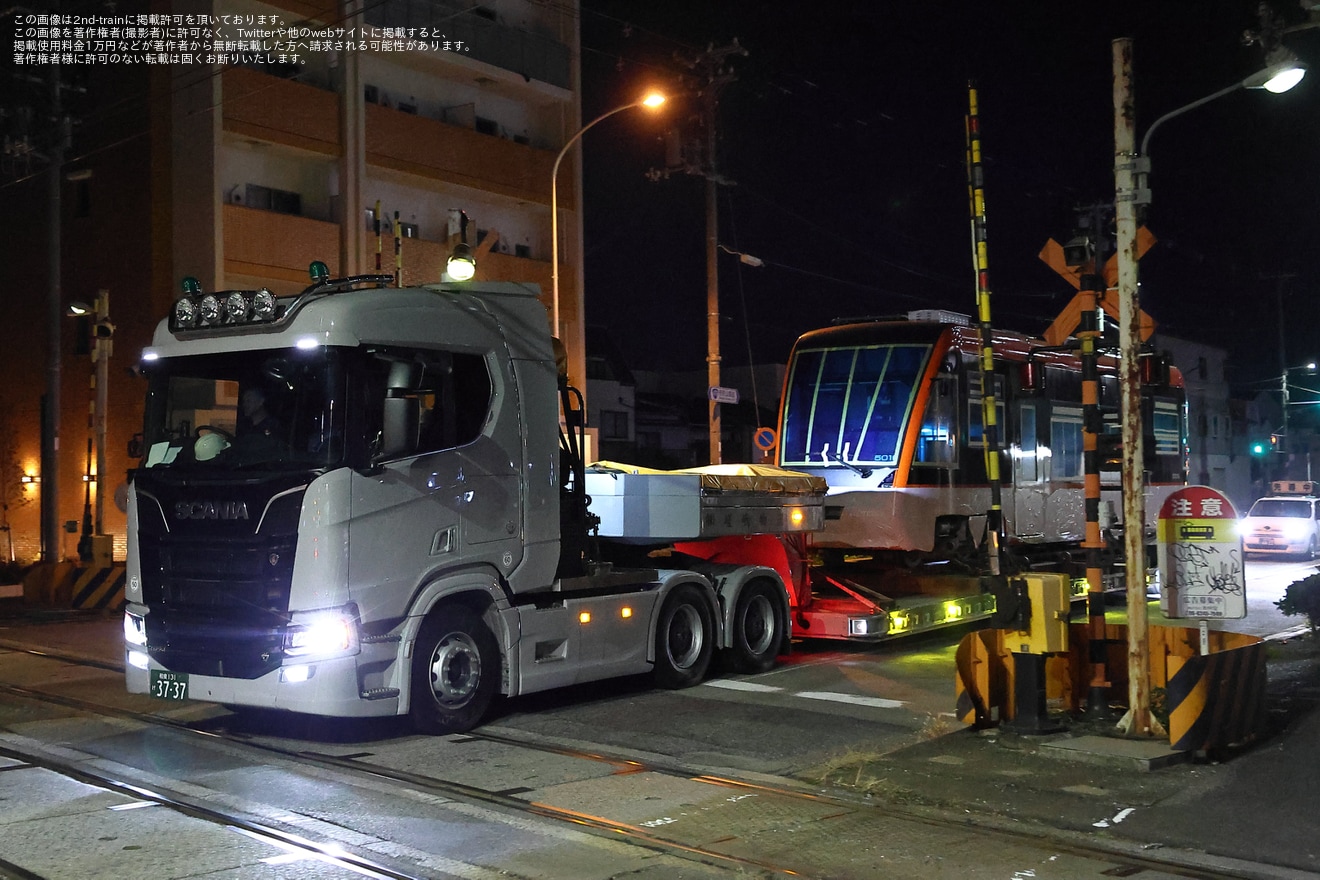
[223,203,340,286]
[223,67,569,212]
[364,0,570,90]
[222,204,573,305]
[222,67,340,156]
[366,104,566,209]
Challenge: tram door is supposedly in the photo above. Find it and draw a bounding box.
[1011,401,1046,540]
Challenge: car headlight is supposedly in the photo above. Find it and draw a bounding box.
[284,606,360,659]
[1285,521,1312,541]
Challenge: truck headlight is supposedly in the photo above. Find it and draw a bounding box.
[284,606,360,659]
[123,611,147,647]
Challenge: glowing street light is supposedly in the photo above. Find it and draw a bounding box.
[550,91,665,337]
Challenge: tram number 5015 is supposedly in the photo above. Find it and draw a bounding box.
[149,669,189,701]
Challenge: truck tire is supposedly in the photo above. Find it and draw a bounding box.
[410,607,499,735]
[726,580,783,674]
[653,584,714,689]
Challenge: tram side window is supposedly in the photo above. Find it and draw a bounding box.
[1050,406,1084,480]
[1151,400,1182,457]
[370,348,492,460]
[916,375,958,465]
[1017,403,1038,481]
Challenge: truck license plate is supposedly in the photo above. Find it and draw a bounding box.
[150,669,189,701]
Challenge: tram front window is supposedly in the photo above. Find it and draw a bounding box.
[781,343,930,469]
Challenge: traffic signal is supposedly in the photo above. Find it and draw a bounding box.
[1251,436,1278,456]
[1097,430,1122,467]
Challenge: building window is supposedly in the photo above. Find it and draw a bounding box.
[245,184,301,216]
[599,410,629,440]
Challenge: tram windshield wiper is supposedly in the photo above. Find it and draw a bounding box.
[820,445,873,479]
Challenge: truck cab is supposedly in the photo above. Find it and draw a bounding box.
[124,273,818,732]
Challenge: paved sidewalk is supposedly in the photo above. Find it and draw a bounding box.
[809,629,1320,876]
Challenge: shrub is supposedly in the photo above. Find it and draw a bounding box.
[1275,573,1320,631]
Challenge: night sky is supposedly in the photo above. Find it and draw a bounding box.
[577,1,1320,403]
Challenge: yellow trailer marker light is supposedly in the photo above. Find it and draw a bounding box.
[620,607,633,619]
[789,507,805,527]
[579,611,591,624]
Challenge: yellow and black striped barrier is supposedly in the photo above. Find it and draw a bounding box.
[21,562,127,611]
[70,565,127,611]
[1165,636,1267,752]
[956,622,1268,752]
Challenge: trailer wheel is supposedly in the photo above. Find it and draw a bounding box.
[410,607,499,735]
[727,581,783,674]
[653,585,714,689]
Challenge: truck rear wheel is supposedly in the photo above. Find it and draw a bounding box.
[410,607,499,735]
[727,581,782,674]
[653,585,714,689]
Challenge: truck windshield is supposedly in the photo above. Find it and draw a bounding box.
[780,343,930,468]
[140,347,346,471]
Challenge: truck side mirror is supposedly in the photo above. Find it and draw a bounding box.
[379,395,419,459]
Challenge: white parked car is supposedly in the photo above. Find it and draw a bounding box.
[1239,481,1320,560]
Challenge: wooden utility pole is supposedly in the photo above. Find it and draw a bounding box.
[679,41,744,465]
[1113,37,1163,738]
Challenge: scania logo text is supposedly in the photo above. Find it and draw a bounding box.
[174,500,250,521]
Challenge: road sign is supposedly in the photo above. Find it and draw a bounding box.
[709,386,740,404]
[753,427,778,451]
[1156,485,1246,620]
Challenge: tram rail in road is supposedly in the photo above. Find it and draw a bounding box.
[1,613,1315,879]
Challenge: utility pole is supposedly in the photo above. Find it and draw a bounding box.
[675,41,744,465]
[1113,37,1162,739]
[43,65,68,563]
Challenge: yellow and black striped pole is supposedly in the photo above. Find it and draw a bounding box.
[393,210,402,288]
[1076,206,1111,715]
[966,82,1004,577]
[374,199,382,273]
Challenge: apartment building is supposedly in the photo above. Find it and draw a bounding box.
[2,0,584,563]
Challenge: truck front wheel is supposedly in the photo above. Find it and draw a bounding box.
[727,581,783,674]
[653,585,714,689]
[410,607,499,734]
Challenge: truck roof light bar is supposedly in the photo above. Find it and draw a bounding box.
[171,287,281,333]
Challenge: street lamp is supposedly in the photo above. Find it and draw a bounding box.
[549,91,665,338]
[1111,37,1305,737]
[66,290,112,563]
[1280,360,1317,462]
[1139,46,1306,157]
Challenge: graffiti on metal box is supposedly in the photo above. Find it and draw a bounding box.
[1166,541,1244,595]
